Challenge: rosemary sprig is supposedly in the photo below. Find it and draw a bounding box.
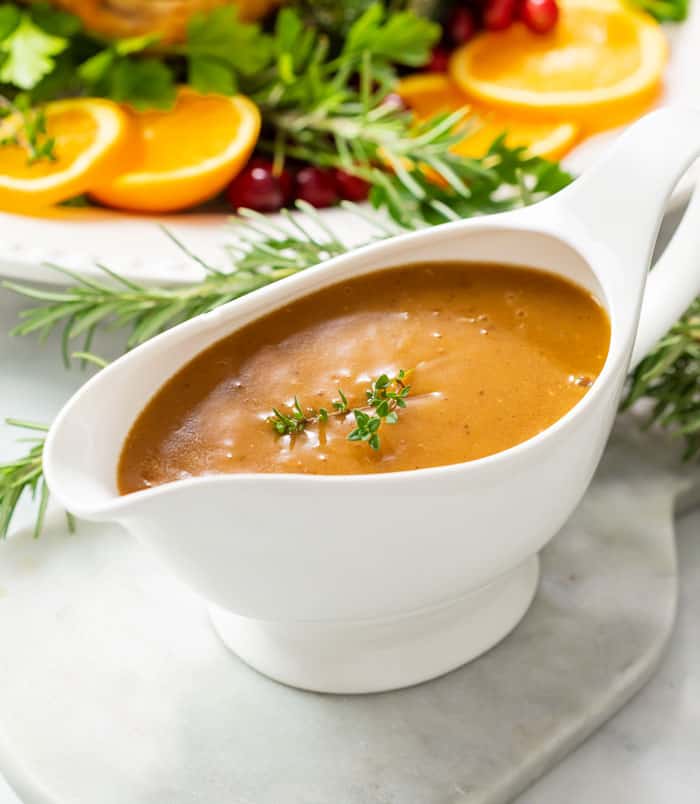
[622,298,700,459]
[270,369,411,450]
[0,419,58,539]
[249,7,572,229]
[0,206,374,538]
[0,94,56,164]
[2,207,359,364]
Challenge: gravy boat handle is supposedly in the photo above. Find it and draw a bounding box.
[552,106,700,369]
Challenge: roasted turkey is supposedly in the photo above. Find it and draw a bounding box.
[47,0,278,41]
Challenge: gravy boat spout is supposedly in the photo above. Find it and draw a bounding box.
[45,108,700,693]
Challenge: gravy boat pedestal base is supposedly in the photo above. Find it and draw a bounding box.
[209,557,539,694]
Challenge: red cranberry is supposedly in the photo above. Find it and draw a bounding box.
[521,0,558,32]
[427,46,450,73]
[294,166,339,208]
[226,158,292,212]
[333,169,370,202]
[277,166,293,202]
[447,6,477,45]
[484,0,518,30]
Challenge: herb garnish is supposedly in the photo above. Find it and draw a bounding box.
[631,0,688,21]
[622,297,700,458]
[270,370,411,450]
[0,419,72,540]
[0,94,56,164]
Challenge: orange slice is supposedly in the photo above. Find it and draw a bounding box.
[0,98,131,212]
[397,73,579,160]
[449,0,667,129]
[91,88,261,213]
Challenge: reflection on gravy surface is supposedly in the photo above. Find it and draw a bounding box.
[118,262,610,492]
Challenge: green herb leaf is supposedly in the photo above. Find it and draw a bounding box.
[0,13,67,90]
[188,56,236,95]
[184,6,271,95]
[631,0,688,20]
[77,49,114,85]
[0,94,57,164]
[114,34,160,56]
[29,3,81,37]
[0,5,20,42]
[341,4,440,67]
[103,58,176,109]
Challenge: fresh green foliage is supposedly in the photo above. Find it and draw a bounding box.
[184,7,272,95]
[270,370,411,450]
[2,207,358,363]
[270,397,316,435]
[348,370,411,449]
[623,298,700,458]
[369,132,572,228]
[0,419,49,539]
[0,93,56,163]
[0,1,569,227]
[0,10,67,90]
[245,6,569,228]
[78,35,176,110]
[631,0,688,21]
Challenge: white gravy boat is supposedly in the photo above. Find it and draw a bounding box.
[45,108,700,693]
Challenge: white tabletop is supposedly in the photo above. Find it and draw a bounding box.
[0,207,698,803]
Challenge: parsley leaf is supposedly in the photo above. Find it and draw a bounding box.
[189,58,236,95]
[28,3,81,38]
[185,6,272,94]
[103,58,176,109]
[78,35,175,109]
[0,5,20,42]
[0,13,67,90]
[341,4,439,67]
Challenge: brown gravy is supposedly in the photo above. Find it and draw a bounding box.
[118,262,610,493]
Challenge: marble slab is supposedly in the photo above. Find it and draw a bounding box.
[0,419,694,804]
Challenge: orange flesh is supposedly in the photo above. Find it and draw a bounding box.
[397,74,578,159]
[118,263,610,493]
[90,90,261,213]
[126,94,247,172]
[469,11,644,93]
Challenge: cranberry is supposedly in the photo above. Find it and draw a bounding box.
[484,0,518,30]
[333,169,370,202]
[294,166,339,208]
[427,46,450,73]
[226,158,292,212]
[521,0,558,32]
[447,6,477,45]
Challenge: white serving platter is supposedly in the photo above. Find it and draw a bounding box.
[0,9,698,288]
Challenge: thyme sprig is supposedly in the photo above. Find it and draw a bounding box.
[270,370,411,450]
[349,370,411,449]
